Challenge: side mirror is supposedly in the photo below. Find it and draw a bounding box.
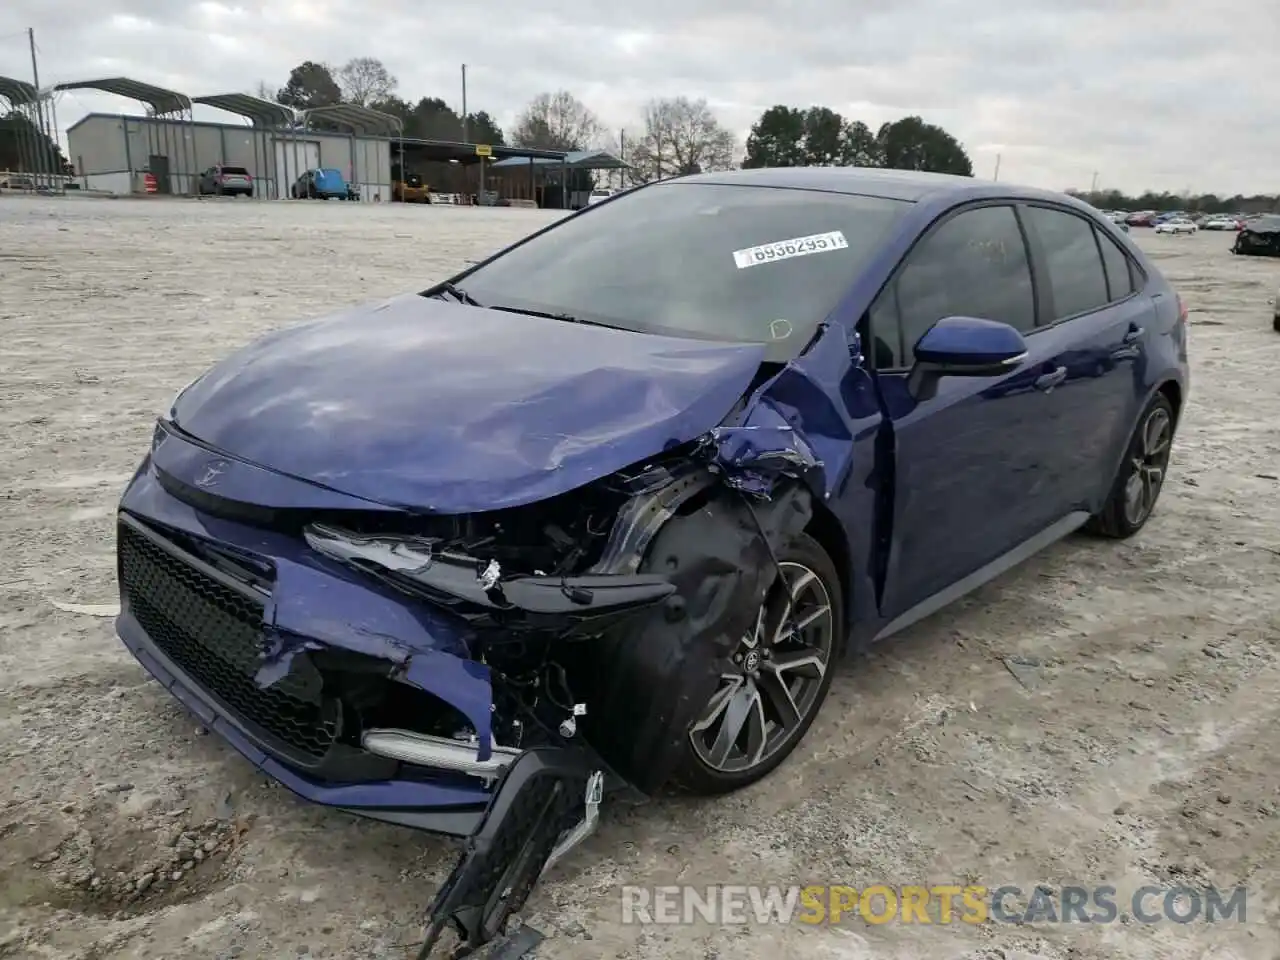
[907,316,1028,402]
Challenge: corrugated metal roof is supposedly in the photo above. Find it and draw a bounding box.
[192,93,295,128]
[52,77,191,115]
[392,138,567,161]
[0,75,37,106]
[302,104,402,136]
[489,149,627,170]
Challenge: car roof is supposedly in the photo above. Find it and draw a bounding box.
[668,166,1074,205]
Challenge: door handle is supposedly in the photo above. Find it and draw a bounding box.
[1034,366,1067,391]
[1123,325,1144,343]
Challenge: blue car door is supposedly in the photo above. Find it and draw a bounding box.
[864,203,1079,624]
[1016,204,1153,514]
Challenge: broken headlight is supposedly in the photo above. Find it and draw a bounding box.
[303,523,674,619]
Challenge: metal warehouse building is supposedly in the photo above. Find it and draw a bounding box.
[12,75,614,207]
[67,112,396,201]
[59,78,399,201]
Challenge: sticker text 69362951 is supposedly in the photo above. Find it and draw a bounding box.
[732,231,849,270]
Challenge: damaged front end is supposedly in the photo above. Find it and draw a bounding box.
[302,458,817,958]
[116,438,811,955]
[118,323,857,954]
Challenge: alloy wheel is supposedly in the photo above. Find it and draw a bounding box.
[1123,406,1172,526]
[689,561,834,774]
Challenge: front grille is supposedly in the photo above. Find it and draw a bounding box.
[118,522,339,762]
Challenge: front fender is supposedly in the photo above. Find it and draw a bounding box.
[570,485,813,793]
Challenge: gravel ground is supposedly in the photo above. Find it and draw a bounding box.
[1,196,1278,960]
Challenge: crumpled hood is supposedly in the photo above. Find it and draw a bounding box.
[171,294,766,512]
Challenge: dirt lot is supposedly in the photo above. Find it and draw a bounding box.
[1,196,1278,960]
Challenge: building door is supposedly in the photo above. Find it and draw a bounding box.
[148,155,171,194]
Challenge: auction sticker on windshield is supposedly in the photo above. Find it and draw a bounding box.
[732,231,849,269]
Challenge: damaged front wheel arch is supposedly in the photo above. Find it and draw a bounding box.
[674,529,844,794]
[567,482,831,796]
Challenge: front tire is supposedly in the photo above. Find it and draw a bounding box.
[1086,393,1175,539]
[675,532,843,795]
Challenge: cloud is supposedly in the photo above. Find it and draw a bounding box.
[3,0,1277,194]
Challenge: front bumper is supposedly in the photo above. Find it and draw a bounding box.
[116,458,517,835]
[117,602,490,835]
[117,453,623,955]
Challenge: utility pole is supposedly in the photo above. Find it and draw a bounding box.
[28,27,49,186]
[460,64,468,143]
[618,128,625,190]
[992,153,1001,182]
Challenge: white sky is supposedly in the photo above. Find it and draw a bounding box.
[4,0,1278,195]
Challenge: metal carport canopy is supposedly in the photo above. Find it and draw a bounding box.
[301,104,403,136]
[192,93,296,200]
[192,93,295,127]
[0,75,54,189]
[0,76,37,106]
[52,77,191,115]
[300,105,403,200]
[488,149,628,170]
[52,77,196,195]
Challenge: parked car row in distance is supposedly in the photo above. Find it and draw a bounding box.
[197,164,359,201]
[1116,209,1267,231]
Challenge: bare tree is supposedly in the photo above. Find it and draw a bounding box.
[252,80,273,100]
[336,57,397,107]
[626,97,736,183]
[511,91,604,151]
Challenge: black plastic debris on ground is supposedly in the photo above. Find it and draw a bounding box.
[415,748,593,959]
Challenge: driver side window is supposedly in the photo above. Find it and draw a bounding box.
[870,204,1036,369]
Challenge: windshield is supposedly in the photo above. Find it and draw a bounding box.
[455,181,910,360]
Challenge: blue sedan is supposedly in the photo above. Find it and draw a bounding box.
[115,166,1187,952]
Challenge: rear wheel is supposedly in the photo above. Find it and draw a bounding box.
[675,533,842,794]
[1086,393,1175,539]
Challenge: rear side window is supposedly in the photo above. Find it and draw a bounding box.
[872,204,1035,368]
[1023,206,1109,320]
[1096,228,1134,301]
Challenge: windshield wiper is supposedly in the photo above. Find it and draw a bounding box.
[426,281,484,307]
[486,304,576,322]
[486,304,626,330]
